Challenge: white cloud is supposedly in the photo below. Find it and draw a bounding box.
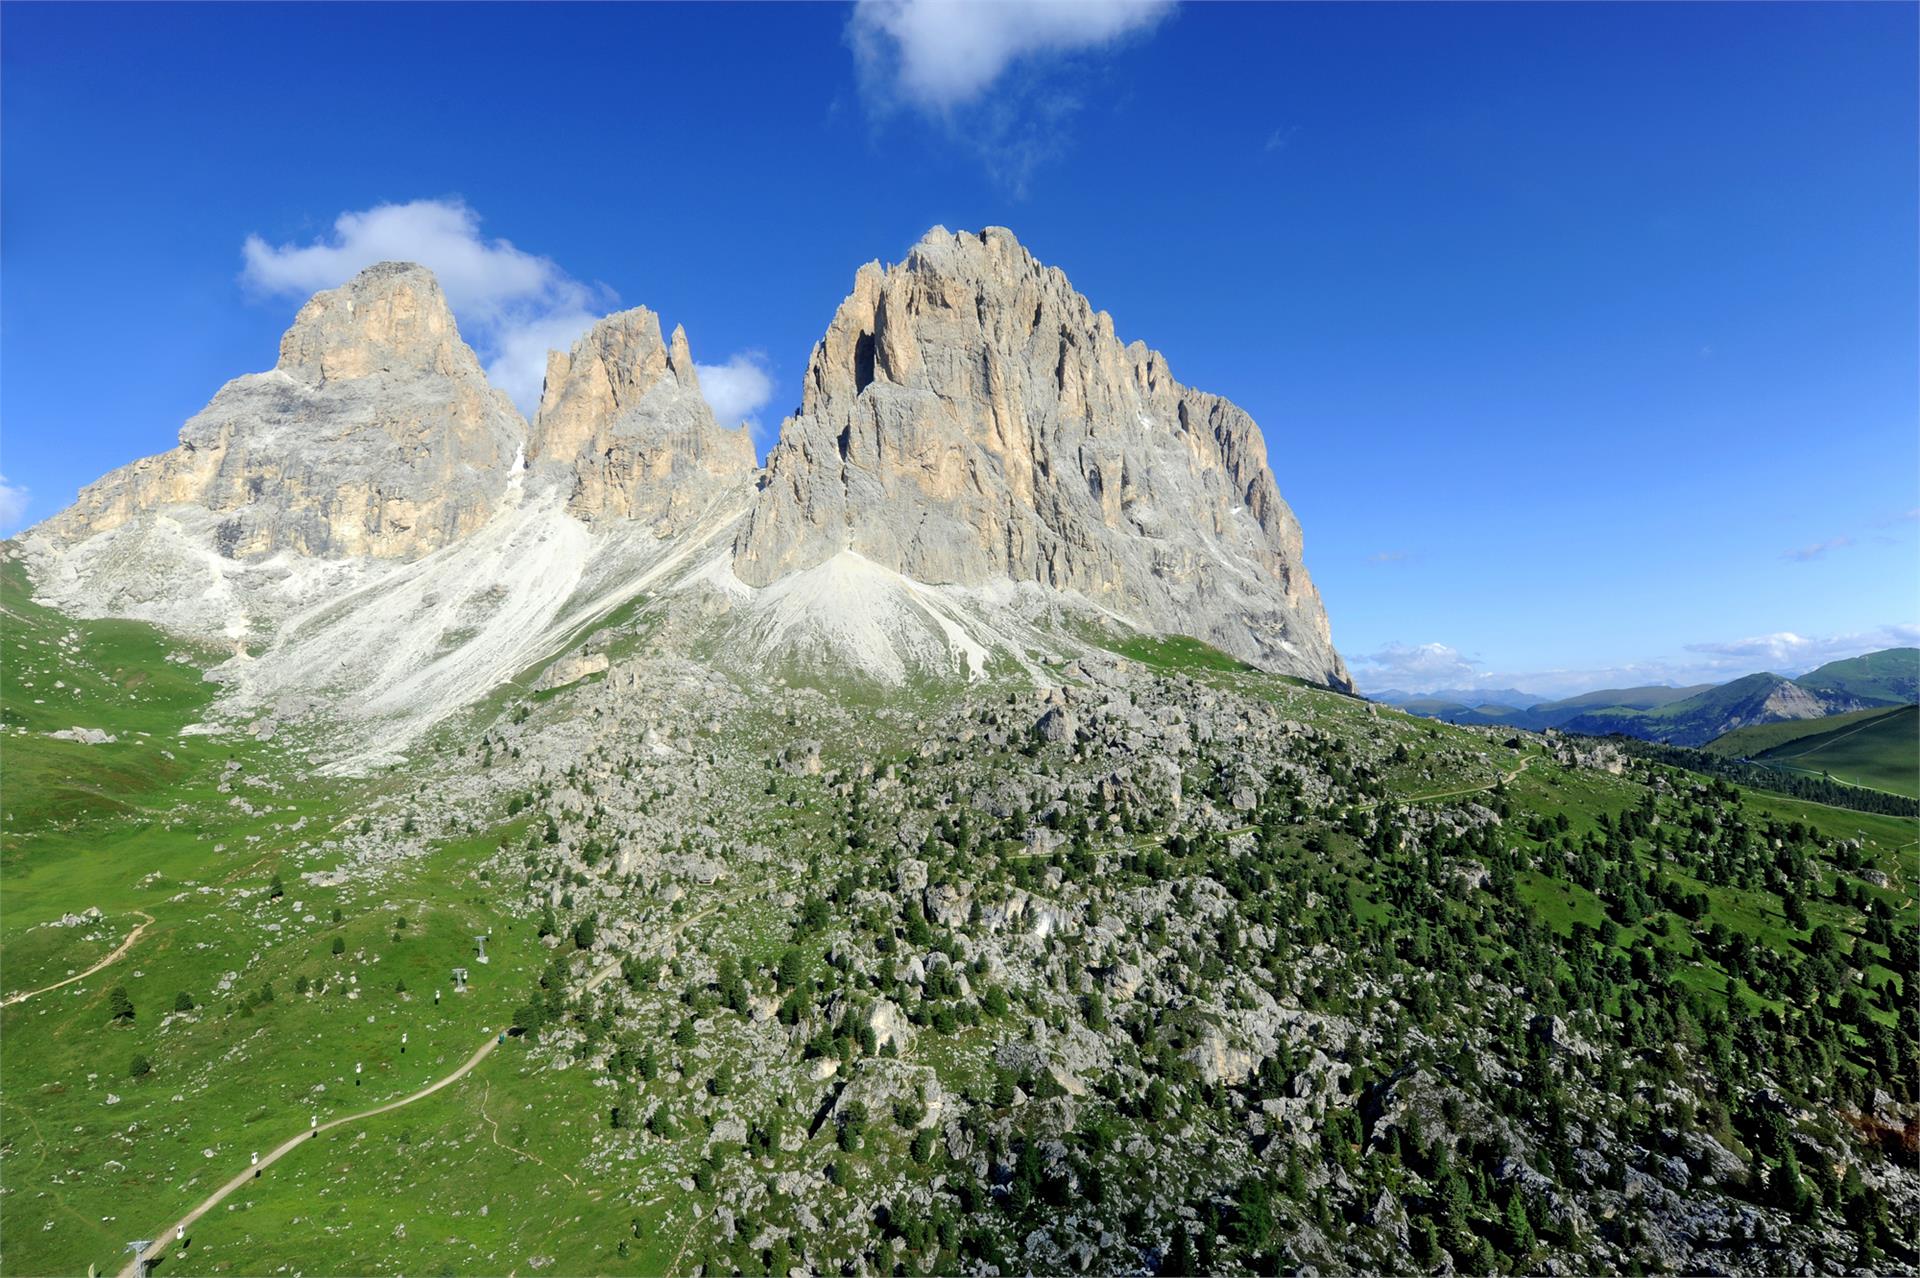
[241,199,779,424]
[849,0,1173,111]
[1351,641,1482,691]
[241,199,603,415]
[483,306,604,417]
[0,473,29,534]
[848,0,1173,193]
[695,352,777,438]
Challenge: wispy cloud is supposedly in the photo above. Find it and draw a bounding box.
[848,0,1174,192]
[1353,623,1919,699]
[1684,624,1920,671]
[241,199,769,426]
[1367,550,1409,565]
[0,473,29,535]
[1782,535,1853,562]
[1264,124,1300,153]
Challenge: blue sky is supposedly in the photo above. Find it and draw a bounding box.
[3,1,1914,696]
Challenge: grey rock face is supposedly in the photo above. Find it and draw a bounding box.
[39,262,527,562]
[732,226,1348,688]
[529,308,756,529]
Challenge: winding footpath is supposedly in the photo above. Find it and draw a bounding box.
[121,901,726,1276]
[119,1031,502,1278]
[3,911,155,1008]
[1367,752,1537,809]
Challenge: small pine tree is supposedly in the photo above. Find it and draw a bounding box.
[1166,1224,1196,1277]
[107,985,135,1022]
[1505,1192,1536,1257]
[129,1054,152,1079]
[332,935,346,956]
[269,873,285,899]
[1413,1218,1442,1266]
[173,990,195,1013]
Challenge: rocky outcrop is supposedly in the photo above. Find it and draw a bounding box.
[529,309,755,529]
[38,262,527,561]
[731,227,1347,688]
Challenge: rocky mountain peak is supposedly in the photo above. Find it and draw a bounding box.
[28,260,527,579]
[733,225,1349,687]
[529,308,754,528]
[275,261,483,385]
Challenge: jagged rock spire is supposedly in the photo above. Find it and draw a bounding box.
[529,308,755,528]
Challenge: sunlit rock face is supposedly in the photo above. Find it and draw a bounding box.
[39,261,529,562]
[529,308,755,531]
[733,226,1348,687]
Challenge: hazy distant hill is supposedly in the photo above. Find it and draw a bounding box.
[1380,649,1918,745]
[1370,687,1544,710]
[1560,672,1827,746]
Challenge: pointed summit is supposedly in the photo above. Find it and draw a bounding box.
[666,324,702,395]
[733,226,1348,687]
[529,310,754,528]
[276,261,482,385]
[31,261,526,568]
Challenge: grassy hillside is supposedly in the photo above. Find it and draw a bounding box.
[1750,704,1919,798]
[1793,647,1920,707]
[1704,704,1907,758]
[4,569,1916,1278]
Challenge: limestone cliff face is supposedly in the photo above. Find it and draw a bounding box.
[733,227,1349,688]
[39,262,526,561]
[529,309,756,529]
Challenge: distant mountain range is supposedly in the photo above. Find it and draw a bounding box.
[1374,648,1920,747]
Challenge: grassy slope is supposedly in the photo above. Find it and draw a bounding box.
[1793,646,1920,706]
[1750,704,1919,798]
[0,558,635,1277]
[4,603,1915,1275]
[1703,704,1906,758]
